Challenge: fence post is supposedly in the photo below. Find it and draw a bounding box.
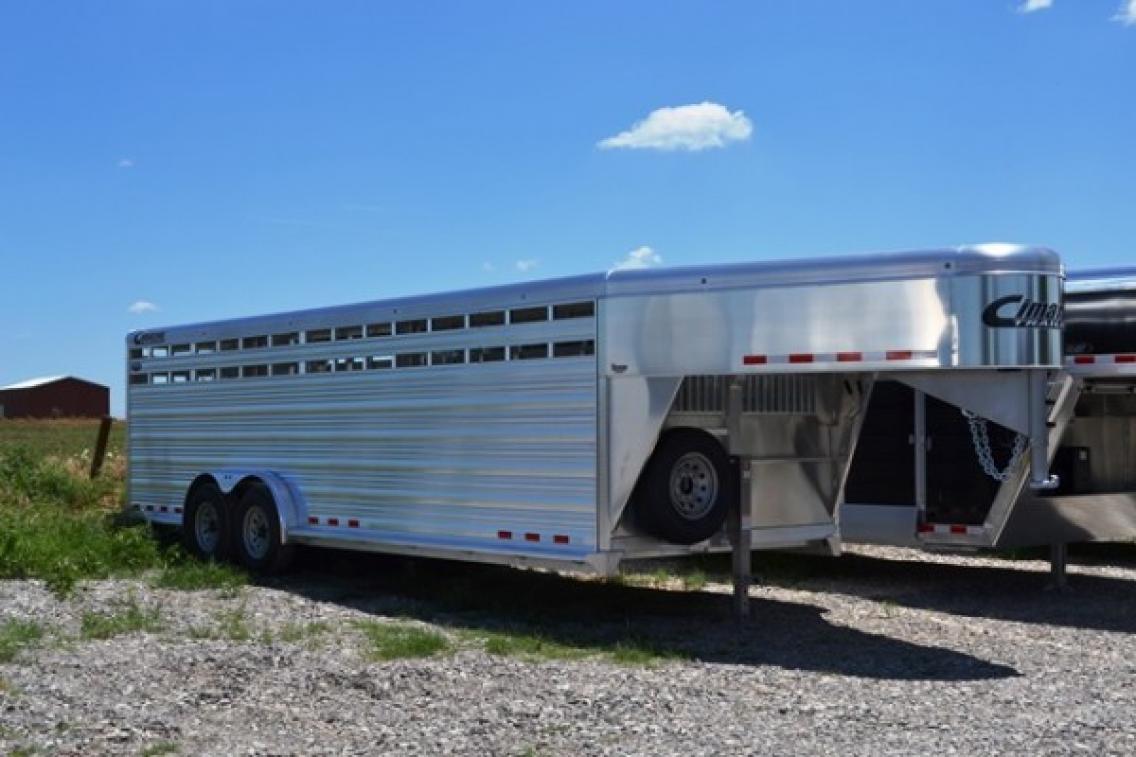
[90,416,113,479]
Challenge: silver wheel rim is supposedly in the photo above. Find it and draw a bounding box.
[243,506,271,561]
[194,500,221,554]
[668,452,719,520]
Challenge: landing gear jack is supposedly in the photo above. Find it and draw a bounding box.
[727,462,752,620]
[1049,542,1068,589]
[726,378,753,621]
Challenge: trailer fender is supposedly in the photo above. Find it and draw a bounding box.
[189,470,306,546]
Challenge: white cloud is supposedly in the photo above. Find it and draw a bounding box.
[515,259,538,272]
[481,261,495,272]
[127,300,158,314]
[1115,0,1136,25]
[598,102,753,152]
[117,158,135,168]
[612,245,663,271]
[1017,0,1052,13]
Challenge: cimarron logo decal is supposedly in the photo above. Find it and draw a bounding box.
[981,295,1063,329]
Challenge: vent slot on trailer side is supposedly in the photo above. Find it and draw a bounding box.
[672,375,819,416]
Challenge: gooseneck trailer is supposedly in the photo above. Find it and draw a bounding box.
[843,267,1136,580]
[128,244,1063,610]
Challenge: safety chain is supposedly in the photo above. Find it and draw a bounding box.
[961,409,1027,482]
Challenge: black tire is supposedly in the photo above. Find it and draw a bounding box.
[231,483,296,574]
[182,480,229,560]
[632,429,734,545]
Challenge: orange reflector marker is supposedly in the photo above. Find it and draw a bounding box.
[1116,355,1136,364]
[886,350,914,361]
[950,524,968,534]
[553,534,570,545]
[1074,355,1096,364]
[917,523,933,533]
[497,530,512,540]
[836,352,862,362]
[742,354,767,365]
[327,517,339,526]
[788,353,814,364]
[524,533,540,542]
[348,519,360,528]
[308,516,319,525]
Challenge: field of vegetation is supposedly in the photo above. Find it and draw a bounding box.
[0,418,245,595]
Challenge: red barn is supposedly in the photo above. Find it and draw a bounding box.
[0,376,110,419]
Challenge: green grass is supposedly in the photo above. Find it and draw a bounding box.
[681,570,709,592]
[79,599,163,640]
[152,559,247,594]
[0,443,164,595]
[0,507,162,595]
[215,608,252,641]
[0,419,125,460]
[140,742,179,756]
[0,441,255,597]
[356,620,450,661]
[0,620,45,663]
[189,606,253,641]
[479,630,592,661]
[467,626,683,666]
[279,621,332,645]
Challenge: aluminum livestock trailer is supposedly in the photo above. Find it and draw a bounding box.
[127,244,1063,611]
[843,267,1136,580]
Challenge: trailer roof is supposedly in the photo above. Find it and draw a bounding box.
[128,243,1060,345]
[1066,267,1136,294]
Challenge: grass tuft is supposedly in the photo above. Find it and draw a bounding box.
[140,742,179,756]
[189,606,253,641]
[681,570,709,592]
[482,630,590,661]
[357,621,450,661]
[280,621,332,646]
[0,620,45,663]
[467,626,684,666]
[153,558,247,594]
[80,599,162,640]
[215,608,251,641]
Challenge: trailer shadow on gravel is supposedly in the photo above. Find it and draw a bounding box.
[678,546,1136,635]
[261,547,1020,683]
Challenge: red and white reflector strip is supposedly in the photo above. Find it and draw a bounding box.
[917,523,984,537]
[304,517,573,546]
[497,530,571,545]
[741,349,937,367]
[141,504,183,515]
[308,516,358,527]
[1066,354,1136,367]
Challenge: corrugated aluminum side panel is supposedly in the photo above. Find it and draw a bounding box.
[128,358,598,556]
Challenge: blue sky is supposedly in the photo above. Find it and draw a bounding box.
[1,1,1134,415]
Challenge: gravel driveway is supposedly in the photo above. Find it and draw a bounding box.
[2,544,1134,756]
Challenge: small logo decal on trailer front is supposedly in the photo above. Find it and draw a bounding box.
[132,331,167,345]
[981,295,1063,329]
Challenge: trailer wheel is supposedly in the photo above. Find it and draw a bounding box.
[183,480,229,560]
[633,429,734,545]
[232,483,295,574]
